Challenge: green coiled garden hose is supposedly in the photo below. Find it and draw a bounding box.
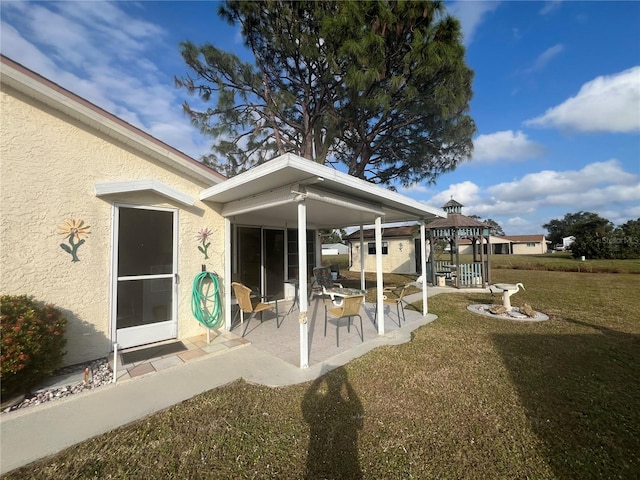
[191,271,223,329]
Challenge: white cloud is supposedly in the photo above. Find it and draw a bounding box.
[525,67,640,133]
[525,44,565,73]
[472,130,545,163]
[488,159,637,202]
[401,183,431,195]
[424,160,639,234]
[427,181,482,210]
[448,1,500,46]
[539,1,563,16]
[0,1,210,160]
[506,217,530,227]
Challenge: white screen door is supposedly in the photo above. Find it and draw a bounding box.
[113,205,177,348]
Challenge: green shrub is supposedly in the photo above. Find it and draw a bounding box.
[1,295,67,399]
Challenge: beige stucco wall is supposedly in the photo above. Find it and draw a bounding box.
[349,237,416,274]
[512,242,546,255]
[1,85,224,366]
[458,244,473,255]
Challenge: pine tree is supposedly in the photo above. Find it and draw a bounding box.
[176,0,475,186]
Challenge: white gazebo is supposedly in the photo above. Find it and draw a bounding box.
[200,153,445,368]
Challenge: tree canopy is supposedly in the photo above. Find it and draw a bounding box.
[176,0,475,186]
[543,211,640,259]
[469,216,505,236]
[319,229,346,244]
[542,211,606,247]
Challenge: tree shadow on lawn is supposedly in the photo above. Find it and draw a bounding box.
[491,318,640,479]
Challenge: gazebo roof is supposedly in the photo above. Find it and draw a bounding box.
[427,213,487,229]
[426,198,490,238]
[443,198,464,209]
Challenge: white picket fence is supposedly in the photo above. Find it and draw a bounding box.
[433,261,484,287]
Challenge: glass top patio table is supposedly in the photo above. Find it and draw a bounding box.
[329,287,367,297]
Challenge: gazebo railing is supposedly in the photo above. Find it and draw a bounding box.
[458,263,483,286]
[432,260,484,287]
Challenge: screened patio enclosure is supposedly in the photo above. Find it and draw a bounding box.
[200,153,445,368]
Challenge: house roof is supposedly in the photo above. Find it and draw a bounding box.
[200,153,446,229]
[503,234,549,243]
[343,225,417,240]
[0,55,224,186]
[458,234,548,245]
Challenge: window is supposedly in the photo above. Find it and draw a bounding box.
[526,243,536,247]
[367,241,388,255]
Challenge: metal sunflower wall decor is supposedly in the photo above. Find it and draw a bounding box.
[58,219,90,262]
[196,227,212,259]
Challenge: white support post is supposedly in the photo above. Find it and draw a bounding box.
[359,226,365,291]
[420,222,428,315]
[375,217,384,334]
[298,200,309,369]
[224,217,232,332]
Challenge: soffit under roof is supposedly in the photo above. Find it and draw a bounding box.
[200,153,446,229]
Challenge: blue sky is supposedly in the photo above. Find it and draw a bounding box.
[2,1,638,235]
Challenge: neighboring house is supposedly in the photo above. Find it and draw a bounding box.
[344,226,420,274]
[555,236,575,251]
[1,56,444,369]
[321,243,349,256]
[507,234,550,255]
[458,234,549,255]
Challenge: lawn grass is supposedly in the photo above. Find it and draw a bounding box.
[3,268,639,479]
[328,251,640,275]
[441,252,640,274]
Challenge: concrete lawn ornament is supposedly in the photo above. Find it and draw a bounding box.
[489,283,525,311]
[468,282,548,322]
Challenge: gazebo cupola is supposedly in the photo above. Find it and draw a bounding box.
[425,198,492,288]
[443,198,464,215]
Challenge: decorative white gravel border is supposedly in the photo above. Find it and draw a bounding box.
[467,304,549,322]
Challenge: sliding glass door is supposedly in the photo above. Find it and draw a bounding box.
[235,226,286,299]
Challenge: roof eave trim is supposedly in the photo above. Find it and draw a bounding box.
[200,153,446,219]
[95,180,195,207]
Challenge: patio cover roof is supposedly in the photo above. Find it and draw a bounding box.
[201,153,443,369]
[200,153,445,228]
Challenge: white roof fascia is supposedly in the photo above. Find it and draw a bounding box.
[95,180,195,207]
[1,57,223,186]
[201,153,445,220]
[200,153,301,201]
